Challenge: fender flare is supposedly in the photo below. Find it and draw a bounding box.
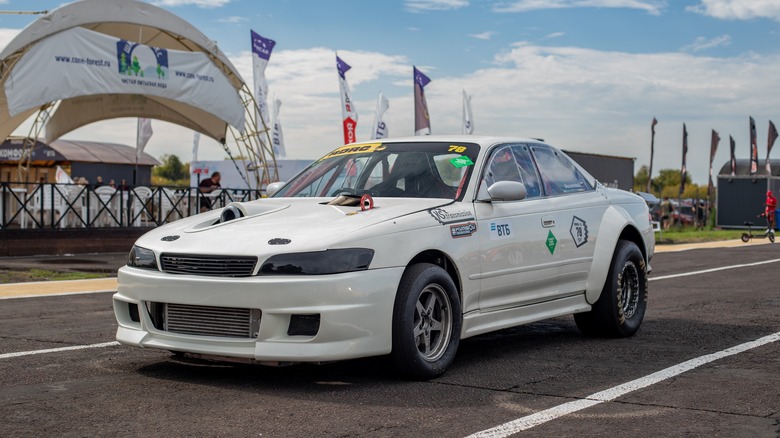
[585,205,643,304]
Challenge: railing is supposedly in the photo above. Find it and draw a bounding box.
[0,182,264,230]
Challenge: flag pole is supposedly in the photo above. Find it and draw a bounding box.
[647,117,657,193]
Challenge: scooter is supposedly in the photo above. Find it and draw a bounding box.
[741,213,775,243]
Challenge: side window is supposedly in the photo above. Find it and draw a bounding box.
[484,146,521,186]
[511,145,542,199]
[530,145,593,196]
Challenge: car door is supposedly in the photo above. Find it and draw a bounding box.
[528,144,608,295]
[474,144,564,311]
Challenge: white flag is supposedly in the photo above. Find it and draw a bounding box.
[462,89,474,135]
[337,55,358,144]
[371,91,389,140]
[251,30,276,130]
[136,118,153,160]
[192,131,200,163]
[55,165,74,184]
[272,98,286,158]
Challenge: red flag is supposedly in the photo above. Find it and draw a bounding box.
[767,120,778,174]
[749,116,758,174]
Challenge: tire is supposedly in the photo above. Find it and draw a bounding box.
[574,239,648,338]
[741,233,750,243]
[391,263,462,380]
[769,233,775,243]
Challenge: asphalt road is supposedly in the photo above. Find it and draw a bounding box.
[1,245,779,437]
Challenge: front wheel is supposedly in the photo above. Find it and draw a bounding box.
[391,263,462,380]
[769,232,775,243]
[574,240,648,338]
[741,233,750,243]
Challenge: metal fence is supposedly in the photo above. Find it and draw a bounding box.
[0,182,263,229]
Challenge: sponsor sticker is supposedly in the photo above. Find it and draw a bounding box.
[450,222,477,238]
[489,222,512,240]
[546,230,557,254]
[429,208,475,225]
[570,216,589,247]
[450,156,474,168]
[321,143,385,160]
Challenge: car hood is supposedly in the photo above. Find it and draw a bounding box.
[135,197,453,256]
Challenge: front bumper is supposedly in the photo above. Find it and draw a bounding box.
[113,265,405,363]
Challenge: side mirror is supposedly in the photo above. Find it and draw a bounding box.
[265,181,286,197]
[477,180,527,202]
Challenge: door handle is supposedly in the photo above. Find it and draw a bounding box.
[542,216,555,228]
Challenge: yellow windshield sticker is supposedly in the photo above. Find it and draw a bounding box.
[322,143,386,160]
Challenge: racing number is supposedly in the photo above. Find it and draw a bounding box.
[448,145,467,153]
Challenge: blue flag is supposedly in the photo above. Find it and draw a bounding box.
[413,66,431,136]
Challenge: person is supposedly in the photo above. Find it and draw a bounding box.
[93,176,104,188]
[199,171,222,212]
[109,179,116,189]
[696,200,706,229]
[765,190,777,233]
[660,196,672,230]
[117,179,130,191]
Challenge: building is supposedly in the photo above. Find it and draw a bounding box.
[564,150,635,191]
[0,137,159,186]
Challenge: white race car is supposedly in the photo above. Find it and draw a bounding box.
[113,136,654,380]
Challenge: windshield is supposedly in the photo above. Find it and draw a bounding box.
[272,141,480,201]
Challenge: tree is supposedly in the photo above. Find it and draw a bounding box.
[634,165,650,192]
[153,154,189,183]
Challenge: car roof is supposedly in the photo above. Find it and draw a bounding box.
[359,135,549,148]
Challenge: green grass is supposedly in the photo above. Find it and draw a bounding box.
[655,227,746,244]
[0,269,109,284]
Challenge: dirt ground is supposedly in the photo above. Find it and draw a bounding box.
[0,253,126,283]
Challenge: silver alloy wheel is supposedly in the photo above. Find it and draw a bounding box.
[618,261,640,319]
[413,283,453,362]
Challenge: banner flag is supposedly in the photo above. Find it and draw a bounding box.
[337,55,358,144]
[462,89,474,134]
[413,66,432,136]
[6,26,244,131]
[136,118,153,160]
[749,116,758,174]
[647,117,657,193]
[251,30,276,130]
[767,120,778,174]
[730,135,737,176]
[272,98,286,158]
[192,131,200,163]
[708,129,720,196]
[371,91,389,140]
[55,165,74,184]
[680,123,688,196]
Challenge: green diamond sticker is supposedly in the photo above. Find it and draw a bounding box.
[450,156,474,168]
[546,230,557,254]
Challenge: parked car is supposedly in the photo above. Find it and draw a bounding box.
[672,201,695,226]
[113,136,655,380]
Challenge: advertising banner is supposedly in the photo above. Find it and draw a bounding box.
[337,55,358,144]
[251,30,276,130]
[6,27,244,131]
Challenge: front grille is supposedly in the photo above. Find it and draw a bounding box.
[160,253,257,277]
[159,303,261,339]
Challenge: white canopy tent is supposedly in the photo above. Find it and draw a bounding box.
[0,0,278,186]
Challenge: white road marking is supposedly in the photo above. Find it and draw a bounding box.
[0,341,120,360]
[650,258,780,282]
[467,331,780,437]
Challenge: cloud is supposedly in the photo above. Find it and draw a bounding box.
[493,0,665,15]
[217,16,248,24]
[405,0,469,13]
[543,32,566,39]
[687,0,780,21]
[151,0,231,8]
[468,31,495,40]
[681,34,731,52]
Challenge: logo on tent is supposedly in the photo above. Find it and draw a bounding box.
[116,40,169,80]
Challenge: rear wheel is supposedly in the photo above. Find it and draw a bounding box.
[741,233,750,242]
[575,240,648,338]
[391,263,461,380]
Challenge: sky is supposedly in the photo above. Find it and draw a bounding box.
[1,0,780,185]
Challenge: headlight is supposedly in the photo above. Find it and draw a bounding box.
[127,245,158,270]
[259,248,374,275]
